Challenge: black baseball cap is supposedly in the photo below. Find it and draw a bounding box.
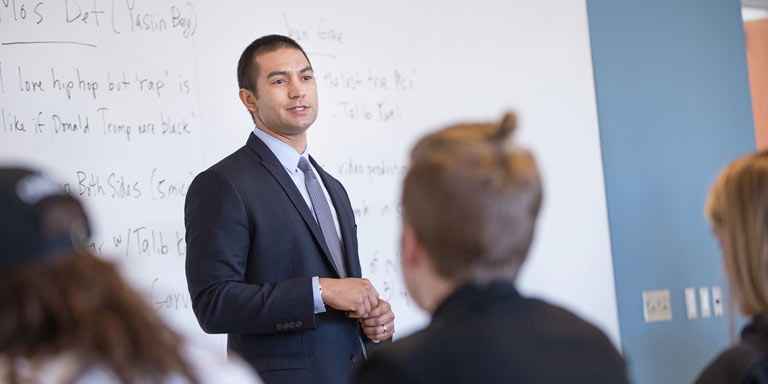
[0,167,91,269]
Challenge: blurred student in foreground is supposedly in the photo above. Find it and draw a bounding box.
[0,167,260,384]
[696,151,768,383]
[354,113,628,383]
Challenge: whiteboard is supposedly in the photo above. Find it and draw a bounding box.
[0,0,620,351]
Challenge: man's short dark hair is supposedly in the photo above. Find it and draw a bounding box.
[237,34,311,97]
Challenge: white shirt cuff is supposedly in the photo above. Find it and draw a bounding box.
[312,276,326,314]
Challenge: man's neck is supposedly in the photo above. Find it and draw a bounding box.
[421,276,456,315]
[256,125,307,154]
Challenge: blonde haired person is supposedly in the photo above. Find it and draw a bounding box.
[0,167,260,384]
[354,113,628,383]
[696,151,768,383]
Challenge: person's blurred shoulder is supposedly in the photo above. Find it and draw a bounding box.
[695,342,765,384]
[0,342,262,384]
[354,330,425,384]
[178,342,262,384]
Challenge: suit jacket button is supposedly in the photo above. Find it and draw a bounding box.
[351,353,363,363]
[276,323,283,331]
[296,320,303,327]
[289,321,296,328]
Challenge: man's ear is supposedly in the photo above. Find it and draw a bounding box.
[401,224,422,268]
[238,88,259,116]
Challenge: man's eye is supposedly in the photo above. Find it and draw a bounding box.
[274,79,285,84]
[303,75,313,81]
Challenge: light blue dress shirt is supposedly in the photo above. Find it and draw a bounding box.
[252,127,343,314]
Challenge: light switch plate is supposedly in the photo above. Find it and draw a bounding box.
[699,287,711,318]
[643,289,672,323]
[712,286,724,317]
[685,287,698,320]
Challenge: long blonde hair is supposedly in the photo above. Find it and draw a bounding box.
[706,150,768,316]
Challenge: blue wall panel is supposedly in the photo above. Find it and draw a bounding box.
[587,1,756,382]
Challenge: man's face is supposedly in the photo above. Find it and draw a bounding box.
[251,48,318,136]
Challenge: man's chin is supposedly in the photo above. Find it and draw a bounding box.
[277,123,312,136]
[288,118,317,133]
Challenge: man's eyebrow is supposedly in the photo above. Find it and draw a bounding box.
[266,70,288,79]
[266,66,314,79]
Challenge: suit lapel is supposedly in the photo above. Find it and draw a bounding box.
[246,134,341,278]
[311,156,362,278]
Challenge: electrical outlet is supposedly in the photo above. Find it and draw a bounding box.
[643,289,672,323]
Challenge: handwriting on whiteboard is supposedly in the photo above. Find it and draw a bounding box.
[0,0,197,39]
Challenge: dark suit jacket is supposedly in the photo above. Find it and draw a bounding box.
[355,282,628,384]
[185,133,374,384]
[695,315,768,384]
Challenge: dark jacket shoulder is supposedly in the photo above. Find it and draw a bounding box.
[196,135,268,182]
[695,316,768,384]
[356,282,628,384]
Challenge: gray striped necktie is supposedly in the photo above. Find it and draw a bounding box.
[298,157,348,278]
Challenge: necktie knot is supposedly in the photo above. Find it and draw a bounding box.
[298,157,312,173]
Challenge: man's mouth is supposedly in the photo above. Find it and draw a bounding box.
[287,105,309,111]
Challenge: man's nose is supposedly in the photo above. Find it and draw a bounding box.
[288,78,306,99]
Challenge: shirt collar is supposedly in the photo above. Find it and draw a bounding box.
[252,126,308,174]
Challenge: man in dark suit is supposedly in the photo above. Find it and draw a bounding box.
[355,113,629,383]
[185,35,394,384]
